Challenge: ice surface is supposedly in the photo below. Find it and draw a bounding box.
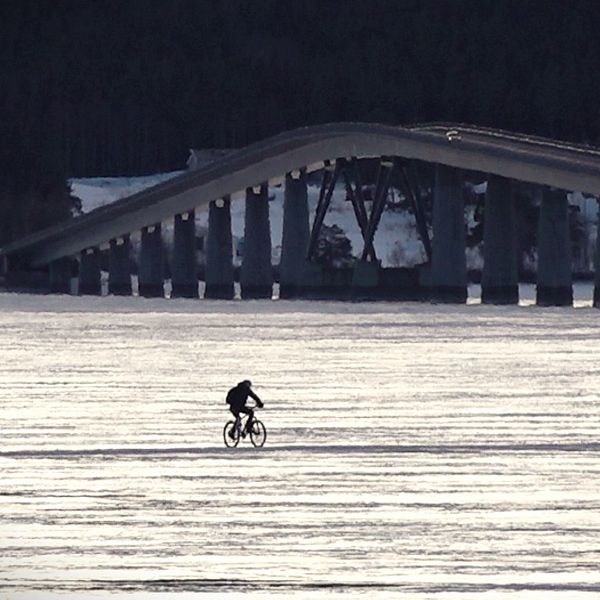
[1,290,599,599]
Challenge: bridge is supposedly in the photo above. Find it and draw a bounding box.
[1,122,599,306]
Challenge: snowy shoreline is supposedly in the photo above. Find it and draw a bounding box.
[0,281,596,313]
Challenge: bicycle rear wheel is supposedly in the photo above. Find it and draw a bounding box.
[250,419,267,447]
[223,421,240,447]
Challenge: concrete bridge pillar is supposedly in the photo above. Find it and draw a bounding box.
[481,175,519,304]
[280,170,310,298]
[205,197,234,299]
[536,188,573,306]
[109,235,132,295]
[430,165,467,303]
[172,211,198,298]
[49,257,72,294]
[139,224,164,298]
[79,248,101,295]
[241,184,273,299]
[595,199,600,308]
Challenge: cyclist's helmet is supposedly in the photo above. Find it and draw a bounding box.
[240,379,252,387]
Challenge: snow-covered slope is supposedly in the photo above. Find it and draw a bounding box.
[71,172,184,213]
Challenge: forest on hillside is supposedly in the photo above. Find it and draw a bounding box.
[2,0,600,244]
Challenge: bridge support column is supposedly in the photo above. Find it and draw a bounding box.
[241,184,273,299]
[139,224,164,298]
[79,248,101,295]
[280,170,310,298]
[205,197,234,299]
[481,175,519,304]
[430,165,467,303]
[49,257,72,294]
[536,188,572,306]
[595,199,600,308]
[108,235,132,296]
[172,211,198,298]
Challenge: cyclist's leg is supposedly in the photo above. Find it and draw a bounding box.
[245,408,255,434]
[230,407,241,438]
[238,406,253,434]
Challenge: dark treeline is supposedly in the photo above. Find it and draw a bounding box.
[2,0,600,243]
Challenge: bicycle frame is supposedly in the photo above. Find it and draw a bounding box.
[232,408,259,434]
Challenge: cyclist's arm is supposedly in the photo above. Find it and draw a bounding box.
[248,389,264,407]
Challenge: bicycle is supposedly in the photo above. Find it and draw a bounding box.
[223,408,267,448]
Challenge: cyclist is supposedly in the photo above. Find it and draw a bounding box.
[226,380,264,438]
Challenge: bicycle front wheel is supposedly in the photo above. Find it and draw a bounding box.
[223,421,240,448]
[250,419,267,448]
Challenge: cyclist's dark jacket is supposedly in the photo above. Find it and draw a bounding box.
[226,384,263,410]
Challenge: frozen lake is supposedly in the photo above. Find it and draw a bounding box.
[1,286,600,599]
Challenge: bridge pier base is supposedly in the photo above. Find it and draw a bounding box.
[139,224,164,298]
[241,184,273,299]
[536,188,573,306]
[430,165,467,303]
[351,260,380,300]
[49,257,72,294]
[109,236,132,295]
[595,200,600,308]
[280,170,310,298]
[481,175,519,304]
[79,248,101,295]
[205,197,234,299]
[172,211,198,298]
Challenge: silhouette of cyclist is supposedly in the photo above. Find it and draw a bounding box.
[226,380,264,437]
